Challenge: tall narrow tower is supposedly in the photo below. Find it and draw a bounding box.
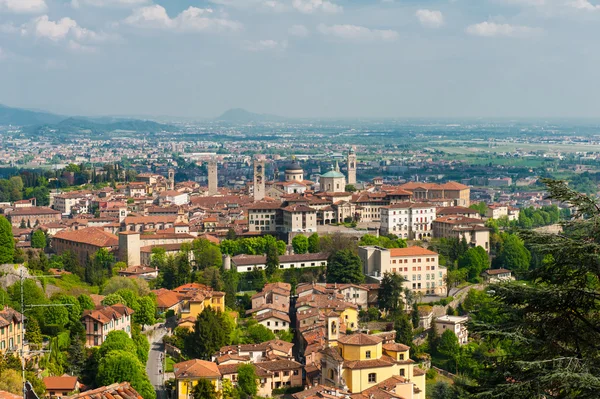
[207,159,218,196]
[347,147,357,185]
[168,168,175,190]
[253,157,265,202]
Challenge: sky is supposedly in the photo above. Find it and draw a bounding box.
[1,0,600,119]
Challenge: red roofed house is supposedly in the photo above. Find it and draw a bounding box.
[81,304,134,347]
[43,375,79,397]
[64,382,142,399]
[53,227,118,266]
[359,246,447,296]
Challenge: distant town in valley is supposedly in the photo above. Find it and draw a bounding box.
[0,103,594,399]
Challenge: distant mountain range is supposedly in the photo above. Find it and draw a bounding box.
[0,104,175,136]
[216,108,286,123]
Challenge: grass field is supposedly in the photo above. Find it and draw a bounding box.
[165,356,176,373]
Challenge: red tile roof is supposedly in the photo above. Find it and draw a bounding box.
[53,227,118,247]
[389,247,438,257]
[65,382,142,399]
[43,375,78,391]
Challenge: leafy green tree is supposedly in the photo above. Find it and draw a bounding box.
[223,269,240,309]
[265,237,280,277]
[248,267,267,291]
[292,235,309,254]
[61,250,84,280]
[465,180,600,398]
[101,293,126,306]
[326,250,364,284]
[192,238,222,270]
[31,229,47,249]
[43,304,70,331]
[52,294,82,326]
[493,233,531,275]
[77,294,95,311]
[438,329,460,359]
[394,312,413,346]
[458,246,489,282]
[430,381,459,399]
[134,296,156,326]
[378,272,406,313]
[202,266,224,291]
[246,324,275,344]
[237,364,258,398]
[96,350,155,399]
[132,324,150,364]
[186,308,231,359]
[308,233,320,253]
[0,216,14,264]
[67,337,86,376]
[25,318,42,348]
[191,378,218,399]
[99,331,138,358]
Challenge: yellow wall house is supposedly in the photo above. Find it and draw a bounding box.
[173,359,221,399]
[178,290,225,319]
[320,315,426,398]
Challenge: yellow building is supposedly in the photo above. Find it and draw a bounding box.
[320,315,426,397]
[173,359,221,399]
[175,283,226,319]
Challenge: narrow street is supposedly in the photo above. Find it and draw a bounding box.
[146,327,167,399]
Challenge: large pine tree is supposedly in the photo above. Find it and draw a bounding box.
[467,179,600,398]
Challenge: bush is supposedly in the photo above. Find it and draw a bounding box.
[272,386,304,395]
[426,368,437,379]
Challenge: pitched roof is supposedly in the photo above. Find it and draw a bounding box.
[338,333,383,346]
[232,252,328,266]
[64,382,142,399]
[153,289,184,309]
[382,342,410,352]
[389,247,438,257]
[0,307,25,327]
[53,227,118,247]
[8,206,61,216]
[81,304,134,324]
[43,375,78,391]
[0,391,22,399]
[174,359,221,379]
[256,359,303,372]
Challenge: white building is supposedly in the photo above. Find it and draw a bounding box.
[435,315,469,345]
[231,252,328,273]
[380,202,437,240]
[359,246,447,296]
[159,190,189,206]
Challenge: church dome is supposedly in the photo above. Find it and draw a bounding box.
[286,161,303,172]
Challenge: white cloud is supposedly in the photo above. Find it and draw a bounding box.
[500,0,546,5]
[288,24,309,37]
[243,39,288,51]
[569,0,600,10]
[415,9,444,28]
[466,21,542,37]
[318,23,398,41]
[68,39,95,52]
[292,0,342,14]
[71,0,149,8]
[125,5,242,32]
[0,0,47,14]
[24,15,103,42]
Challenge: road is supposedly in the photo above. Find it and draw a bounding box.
[146,327,167,399]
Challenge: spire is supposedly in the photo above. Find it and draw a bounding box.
[335,160,340,172]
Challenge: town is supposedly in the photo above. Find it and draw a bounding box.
[0,123,578,399]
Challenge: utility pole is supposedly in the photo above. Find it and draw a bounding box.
[17,268,72,399]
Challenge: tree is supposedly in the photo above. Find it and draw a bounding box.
[223,269,240,309]
[102,293,126,306]
[378,272,406,313]
[265,240,279,277]
[320,232,358,255]
[99,331,138,358]
[25,318,42,348]
[78,294,95,311]
[465,180,600,398]
[326,250,364,284]
[430,381,459,399]
[186,308,231,359]
[67,337,86,376]
[493,233,531,275]
[457,246,489,282]
[192,238,222,270]
[394,313,413,346]
[134,296,156,326]
[132,324,150,364]
[308,233,320,253]
[292,235,309,254]
[237,364,258,398]
[96,350,155,399]
[345,184,357,192]
[31,229,47,249]
[0,216,14,264]
[192,378,218,399]
[438,329,460,359]
[246,324,275,344]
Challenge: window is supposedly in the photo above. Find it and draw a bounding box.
[365,350,371,359]
[399,354,404,360]
[293,369,299,375]
[368,373,376,383]
[284,371,290,376]
[400,369,405,376]
[267,321,270,326]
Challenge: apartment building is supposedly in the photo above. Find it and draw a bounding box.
[435,315,469,345]
[432,215,490,252]
[380,202,436,239]
[0,306,25,354]
[81,304,134,347]
[6,206,62,228]
[247,202,281,233]
[53,227,119,266]
[231,252,328,273]
[282,204,317,233]
[359,246,447,295]
[54,193,91,216]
